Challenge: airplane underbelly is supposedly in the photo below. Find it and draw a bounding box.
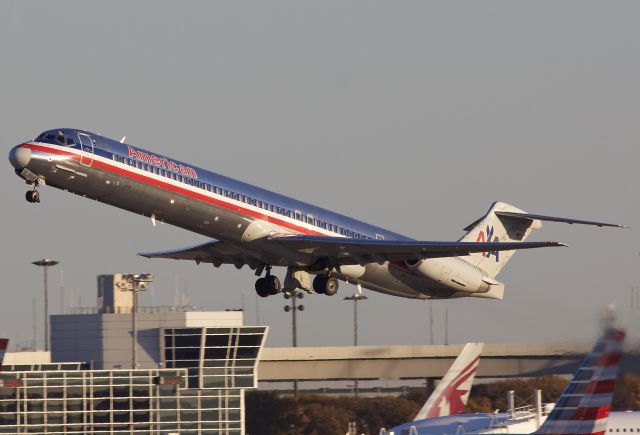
[33,157,253,243]
[336,263,428,299]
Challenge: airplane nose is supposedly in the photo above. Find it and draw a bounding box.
[9,146,31,169]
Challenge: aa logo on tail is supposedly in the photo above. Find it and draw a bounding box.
[475,225,500,262]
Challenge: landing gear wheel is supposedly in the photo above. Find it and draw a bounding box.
[25,190,40,203]
[324,277,339,296]
[255,275,282,297]
[266,275,281,295]
[255,278,270,298]
[313,275,339,296]
[313,275,327,294]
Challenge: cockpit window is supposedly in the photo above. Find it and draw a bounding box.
[37,131,75,147]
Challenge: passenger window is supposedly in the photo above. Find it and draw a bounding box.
[45,134,55,139]
[66,138,75,146]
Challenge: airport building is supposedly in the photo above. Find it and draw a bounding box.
[0,274,267,434]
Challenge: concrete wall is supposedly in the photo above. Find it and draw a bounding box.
[257,342,638,381]
[4,351,51,365]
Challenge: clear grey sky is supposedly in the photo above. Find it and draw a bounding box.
[1,1,638,350]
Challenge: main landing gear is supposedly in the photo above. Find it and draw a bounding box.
[254,268,340,298]
[255,266,282,298]
[313,274,339,296]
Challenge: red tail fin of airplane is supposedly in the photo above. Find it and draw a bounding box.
[534,327,625,435]
[414,342,484,420]
[0,339,8,369]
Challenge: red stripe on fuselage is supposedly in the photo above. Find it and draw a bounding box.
[23,143,326,237]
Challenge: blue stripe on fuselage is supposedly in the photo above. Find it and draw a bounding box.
[37,128,412,241]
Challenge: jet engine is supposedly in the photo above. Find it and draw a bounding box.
[405,257,492,293]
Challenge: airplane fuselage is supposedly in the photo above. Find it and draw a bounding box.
[9,129,506,299]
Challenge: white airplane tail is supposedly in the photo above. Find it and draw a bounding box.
[413,342,483,420]
[534,327,625,435]
[458,202,541,278]
[459,202,625,278]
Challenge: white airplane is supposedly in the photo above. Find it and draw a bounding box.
[9,129,625,300]
[386,327,626,435]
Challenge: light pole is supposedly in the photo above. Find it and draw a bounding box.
[284,292,304,396]
[116,274,153,369]
[344,285,367,396]
[32,259,59,352]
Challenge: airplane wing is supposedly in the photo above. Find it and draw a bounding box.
[265,235,566,266]
[139,236,566,267]
[139,239,250,266]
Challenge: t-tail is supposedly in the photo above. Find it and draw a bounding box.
[459,201,627,278]
[414,342,484,420]
[0,339,8,369]
[533,326,625,435]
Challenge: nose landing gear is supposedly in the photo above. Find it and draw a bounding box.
[25,179,41,203]
[26,188,40,203]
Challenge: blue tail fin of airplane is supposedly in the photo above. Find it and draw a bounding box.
[534,327,625,435]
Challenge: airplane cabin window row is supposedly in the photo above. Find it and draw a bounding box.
[111,153,369,240]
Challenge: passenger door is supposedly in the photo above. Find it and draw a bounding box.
[77,133,94,167]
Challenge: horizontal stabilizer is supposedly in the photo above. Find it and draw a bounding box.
[495,211,628,228]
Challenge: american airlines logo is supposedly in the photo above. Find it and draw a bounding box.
[475,225,500,262]
[128,146,198,179]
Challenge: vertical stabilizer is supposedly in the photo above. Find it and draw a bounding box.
[414,342,484,420]
[459,202,541,278]
[0,339,8,369]
[534,327,625,435]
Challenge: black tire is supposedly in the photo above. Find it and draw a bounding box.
[313,275,327,294]
[255,278,270,298]
[266,275,281,295]
[26,191,38,203]
[324,277,339,296]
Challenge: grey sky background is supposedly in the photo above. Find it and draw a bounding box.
[1,2,638,351]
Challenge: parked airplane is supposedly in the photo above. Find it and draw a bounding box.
[386,327,626,435]
[414,342,483,419]
[9,129,625,299]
